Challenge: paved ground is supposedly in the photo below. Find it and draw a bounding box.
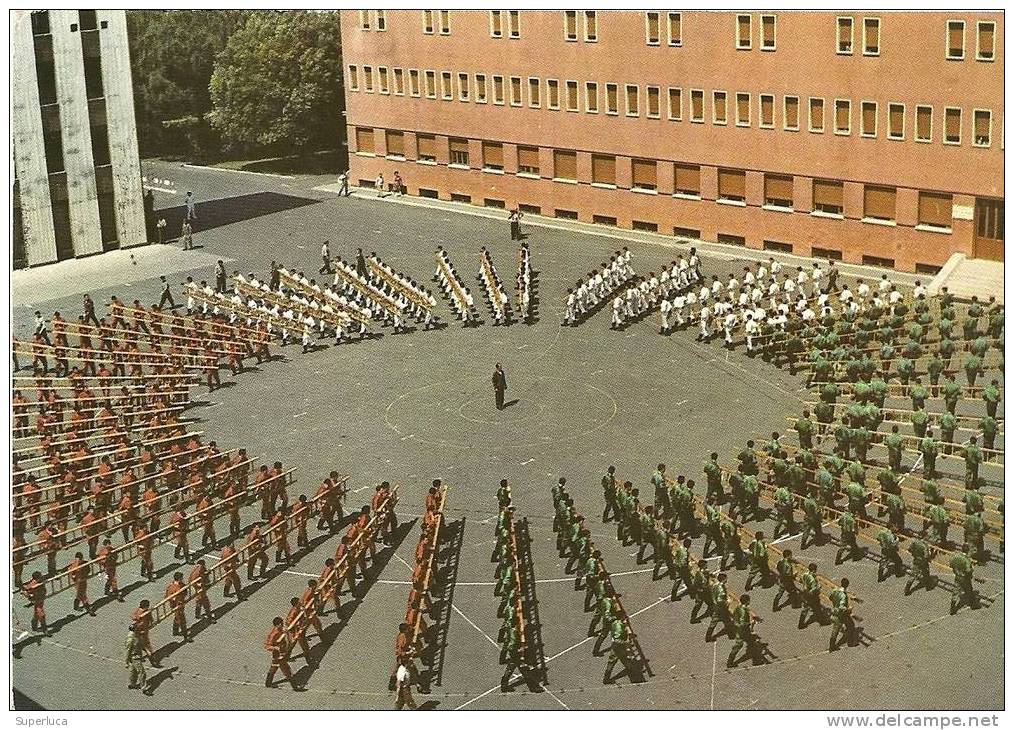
[11,161,1004,711]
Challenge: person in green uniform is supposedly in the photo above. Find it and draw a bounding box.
[833,421,851,460]
[939,338,956,367]
[876,527,903,582]
[963,353,982,387]
[885,425,904,473]
[982,379,1001,420]
[669,537,692,601]
[689,560,712,623]
[603,611,633,684]
[911,408,929,439]
[743,475,760,522]
[650,513,671,580]
[564,523,588,574]
[921,478,943,506]
[773,486,796,537]
[738,440,759,476]
[601,466,617,523]
[815,465,836,509]
[801,494,824,550]
[938,411,958,455]
[794,411,815,452]
[719,518,743,571]
[589,591,615,644]
[980,415,998,455]
[910,378,929,412]
[728,594,770,668]
[635,506,655,564]
[701,502,723,558]
[926,352,945,396]
[948,547,979,614]
[963,514,986,562]
[835,510,863,564]
[919,429,938,479]
[772,549,798,611]
[798,562,823,629]
[704,453,724,505]
[885,492,907,532]
[582,550,603,608]
[963,437,983,489]
[962,312,980,342]
[828,578,856,651]
[727,472,746,521]
[651,464,669,517]
[897,357,916,386]
[869,376,888,409]
[814,401,835,438]
[705,572,732,642]
[963,484,985,515]
[744,531,772,590]
[499,617,526,691]
[925,503,950,546]
[845,480,869,520]
[904,536,935,594]
[941,375,961,416]
[125,624,151,693]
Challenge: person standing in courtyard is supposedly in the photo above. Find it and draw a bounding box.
[185,191,197,223]
[337,170,350,197]
[215,260,227,294]
[319,240,333,274]
[509,208,524,241]
[158,276,175,310]
[492,363,508,410]
[181,219,193,250]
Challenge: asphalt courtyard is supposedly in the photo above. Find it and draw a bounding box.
[10,162,1004,710]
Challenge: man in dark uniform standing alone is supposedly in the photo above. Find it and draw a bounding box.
[492,363,508,410]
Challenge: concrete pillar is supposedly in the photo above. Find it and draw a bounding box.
[51,9,103,256]
[98,9,147,248]
[11,11,57,265]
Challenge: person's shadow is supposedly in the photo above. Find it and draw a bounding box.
[502,399,520,410]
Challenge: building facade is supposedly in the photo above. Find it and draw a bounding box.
[341,10,1004,271]
[12,9,147,269]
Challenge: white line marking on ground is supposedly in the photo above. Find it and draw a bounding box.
[545,687,571,710]
[452,604,500,649]
[710,641,718,710]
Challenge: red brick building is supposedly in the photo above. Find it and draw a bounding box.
[340,10,1004,271]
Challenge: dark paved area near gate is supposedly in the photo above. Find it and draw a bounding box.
[11,162,1004,711]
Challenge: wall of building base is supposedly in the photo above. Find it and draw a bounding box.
[349,154,972,274]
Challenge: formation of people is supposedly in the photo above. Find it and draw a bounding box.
[562,248,636,326]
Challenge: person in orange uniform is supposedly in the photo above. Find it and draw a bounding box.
[69,551,96,615]
[255,466,274,520]
[315,477,336,532]
[165,571,189,641]
[317,558,340,615]
[265,617,301,690]
[269,507,292,564]
[246,526,268,580]
[197,494,217,547]
[98,538,122,600]
[78,506,102,558]
[135,522,155,581]
[39,522,60,577]
[221,542,243,600]
[300,579,324,638]
[292,495,310,549]
[131,600,158,665]
[189,560,215,623]
[170,507,190,561]
[222,481,243,538]
[285,597,313,662]
[23,571,49,634]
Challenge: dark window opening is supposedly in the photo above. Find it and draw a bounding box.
[593,214,617,226]
[717,233,746,246]
[915,263,943,275]
[95,165,118,248]
[861,254,895,269]
[811,246,843,261]
[763,239,793,253]
[79,10,98,30]
[632,220,658,232]
[89,99,111,166]
[48,174,74,261]
[31,10,50,35]
[518,204,541,215]
[33,35,57,105]
[484,198,506,209]
[674,226,701,239]
[419,188,439,199]
[450,192,472,204]
[41,106,65,174]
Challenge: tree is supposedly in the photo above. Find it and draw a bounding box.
[127,10,250,157]
[208,11,344,154]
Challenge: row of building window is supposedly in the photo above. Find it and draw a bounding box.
[353,126,961,230]
[347,66,996,148]
[354,10,996,62]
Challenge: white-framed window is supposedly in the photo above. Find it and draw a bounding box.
[863,17,880,55]
[605,83,618,115]
[440,70,452,100]
[359,10,370,30]
[547,79,560,110]
[393,68,404,95]
[422,10,434,34]
[834,98,851,135]
[713,90,728,124]
[625,84,639,116]
[667,12,682,46]
[761,14,776,50]
[528,77,541,108]
[584,10,597,41]
[976,21,996,61]
[783,95,799,131]
[376,10,386,31]
[736,14,751,49]
[362,65,373,93]
[887,102,904,140]
[457,72,470,101]
[347,65,358,92]
[735,92,750,126]
[492,75,505,105]
[837,16,853,54]
[946,20,965,60]
[585,81,598,113]
[646,11,661,45]
[646,86,660,118]
[690,89,704,123]
[668,87,682,121]
[439,10,450,35]
[564,10,577,41]
[409,69,420,97]
[508,10,520,38]
[809,97,825,133]
[378,66,389,94]
[973,109,992,147]
[490,10,502,38]
[565,80,579,111]
[475,73,487,103]
[915,105,933,143]
[944,106,962,144]
[424,70,436,99]
[759,94,774,128]
[860,100,877,137]
[510,76,523,107]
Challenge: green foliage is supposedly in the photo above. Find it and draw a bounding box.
[127,10,250,157]
[208,11,344,153]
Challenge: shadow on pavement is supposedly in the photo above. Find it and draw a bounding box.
[158,192,320,240]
